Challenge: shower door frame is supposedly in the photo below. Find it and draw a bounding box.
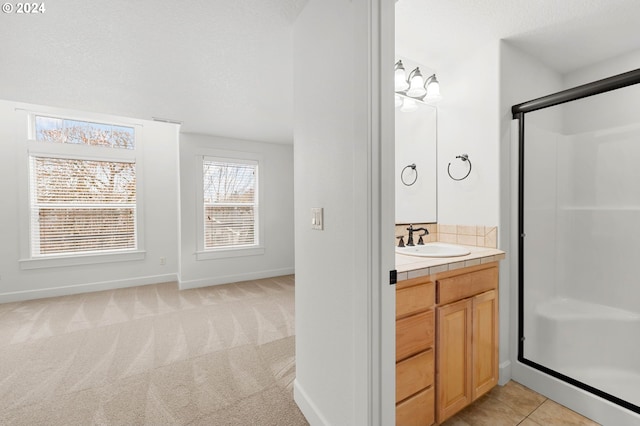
[512,67,640,415]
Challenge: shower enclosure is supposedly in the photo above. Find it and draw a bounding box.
[513,69,640,417]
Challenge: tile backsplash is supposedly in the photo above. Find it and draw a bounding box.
[395,223,498,249]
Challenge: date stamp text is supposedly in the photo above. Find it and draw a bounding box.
[2,3,46,14]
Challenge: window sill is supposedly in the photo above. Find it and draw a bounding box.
[196,246,265,261]
[19,250,146,270]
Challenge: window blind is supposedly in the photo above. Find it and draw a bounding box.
[30,156,136,255]
[203,159,257,249]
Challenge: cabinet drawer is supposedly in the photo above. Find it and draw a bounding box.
[396,386,435,426]
[397,281,434,319]
[396,349,434,403]
[396,310,434,361]
[437,266,498,305]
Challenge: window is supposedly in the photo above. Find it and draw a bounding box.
[21,113,143,266]
[30,156,136,255]
[202,157,258,250]
[34,116,135,149]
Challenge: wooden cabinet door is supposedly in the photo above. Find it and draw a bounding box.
[436,298,472,423]
[472,290,498,401]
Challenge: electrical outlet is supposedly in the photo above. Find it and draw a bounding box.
[311,207,324,230]
[160,257,166,265]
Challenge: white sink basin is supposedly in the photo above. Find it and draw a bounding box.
[396,242,470,258]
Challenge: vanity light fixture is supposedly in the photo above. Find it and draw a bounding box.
[394,59,442,110]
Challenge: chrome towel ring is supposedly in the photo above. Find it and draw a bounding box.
[447,154,472,181]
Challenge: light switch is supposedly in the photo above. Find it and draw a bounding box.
[311,207,323,230]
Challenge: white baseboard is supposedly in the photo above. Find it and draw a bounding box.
[0,267,295,303]
[293,379,329,426]
[0,273,178,303]
[178,267,295,290]
[499,360,512,385]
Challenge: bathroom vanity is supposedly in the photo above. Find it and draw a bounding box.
[395,246,505,425]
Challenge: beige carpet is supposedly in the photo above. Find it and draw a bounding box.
[0,275,308,425]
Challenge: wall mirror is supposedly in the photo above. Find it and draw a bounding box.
[395,101,437,223]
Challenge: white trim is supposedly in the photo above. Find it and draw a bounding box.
[17,108,33,262]
[499,360,512,385]
[354,0,396,424]
[204,155,258,167]
[0,273,177,304]
[27,141,136,162]
[195,246,265,261]
[175,125,183,292]
[293,379,331,426]
[19,250,146,270]
[18,104,146,129]
[134,125,146,254]
[195,155,205,251]
[378,0,397,424]
[177,267,294,290]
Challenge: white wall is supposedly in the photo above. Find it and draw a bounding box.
[436,42,501,226]
[0,99,180,302]
[293,1,361,423]
[395,104,437,223]
[499,41,564,382]
[434,40,516,383]
[178,133,294,288]
[293,0,395,424]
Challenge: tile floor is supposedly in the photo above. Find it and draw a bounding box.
[440,381,601,426]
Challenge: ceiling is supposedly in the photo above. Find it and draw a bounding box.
[396,0,640,75]
[3,1,640,145]
[0,0,308,144]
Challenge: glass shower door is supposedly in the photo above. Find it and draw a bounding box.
[519,83,640,414]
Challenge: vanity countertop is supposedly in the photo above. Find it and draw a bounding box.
[395,244,505,282]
